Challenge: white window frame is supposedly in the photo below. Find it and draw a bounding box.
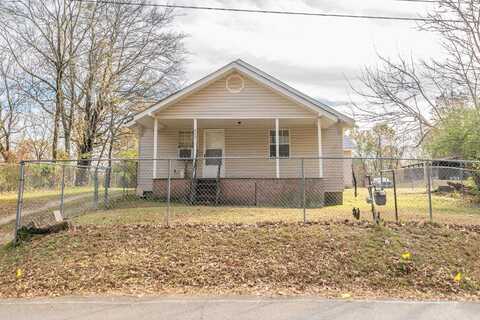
[268,129,290,159]
[178,130,193,159]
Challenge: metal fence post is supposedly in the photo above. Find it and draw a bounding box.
[60,165,66,216]
[166,159,171,227]
[93,170,99,209]
[392,169,399,223]
[426,161,433,222]
[366,175,377,223]
[14,161,26,245]
[122,162,127,196]
[104,166,111,208]
[301,159,306,223]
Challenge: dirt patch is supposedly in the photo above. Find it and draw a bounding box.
[1,220,480,300]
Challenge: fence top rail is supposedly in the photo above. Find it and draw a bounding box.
[382,165,480,173]
[21,157,480,164]
[20,161,110,170]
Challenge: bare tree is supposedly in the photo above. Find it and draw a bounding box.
[23,111,52,160]
[351,0,480,147]
[70,1,184,183]
[0,0,184,166]
[350,54,439,146]
[0,53,25,162]
[424,0,480,110]
[0,0,89,159]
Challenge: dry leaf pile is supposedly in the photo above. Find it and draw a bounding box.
[1,220,479,300]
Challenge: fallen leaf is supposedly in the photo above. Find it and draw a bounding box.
[454,272,463,283]
[401,252,412,260]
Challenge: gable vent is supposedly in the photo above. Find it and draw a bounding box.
[226,74,244,93]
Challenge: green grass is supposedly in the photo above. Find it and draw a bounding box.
[0,187,94,219]
[0,188,127,245]
[333,187,480,223]
[0,187,95,201]
[75,187,480,226]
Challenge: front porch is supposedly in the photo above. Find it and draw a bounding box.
[144,117,331,179]
[136,117,345,207]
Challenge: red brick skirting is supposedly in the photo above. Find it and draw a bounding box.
[152,178,342,208]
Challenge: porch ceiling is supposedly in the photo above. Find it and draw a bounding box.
[152,117,335,129]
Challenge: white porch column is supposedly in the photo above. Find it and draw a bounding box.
[153,117,158,179]
[317,118,323,177]
[193,118,198,160]
[275,118,280,178]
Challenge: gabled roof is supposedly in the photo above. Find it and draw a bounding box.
[128,59,354,126]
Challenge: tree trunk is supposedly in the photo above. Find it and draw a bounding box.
[51,108,59,160]
[64,130,71,158]
[64,56,77,159]
[0,145,11,162]
[52,71,64,160]
[75,132,95,186]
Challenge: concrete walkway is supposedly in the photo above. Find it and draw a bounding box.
[0,297,479,320]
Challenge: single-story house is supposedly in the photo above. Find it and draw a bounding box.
[127,59,354,207]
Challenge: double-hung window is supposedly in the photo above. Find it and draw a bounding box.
[178,130,193,159]
[269,129,290,158]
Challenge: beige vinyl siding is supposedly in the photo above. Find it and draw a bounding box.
[322,124,345,192]
[223,128,275,178]
[138,128,193,192]
[156,129,180,178]
[157,72,317,119]
[137,126,154,193]
[139,127,208,191]
[222,127,320,178]
[138,124,345,193]
[289,127,320,178]
[343,150,353,187]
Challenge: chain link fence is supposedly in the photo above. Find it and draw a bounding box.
[0,162,19,194]
[347,159,480,224]
[3,157,480,244]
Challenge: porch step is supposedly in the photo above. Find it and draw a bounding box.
[193,179,218,204]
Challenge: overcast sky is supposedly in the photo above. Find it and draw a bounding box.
[168,0,443,110]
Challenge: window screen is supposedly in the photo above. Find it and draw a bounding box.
[178,131,193,159]
[269,129,290,158]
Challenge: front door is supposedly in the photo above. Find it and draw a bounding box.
[203,129,225,178]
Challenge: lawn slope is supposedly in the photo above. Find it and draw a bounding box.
[1,221,479,300]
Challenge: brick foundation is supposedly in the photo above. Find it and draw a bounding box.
[152,179,191,200]
[152,178,343,208]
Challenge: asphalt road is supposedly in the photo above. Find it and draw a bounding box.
[1,297,479,320]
